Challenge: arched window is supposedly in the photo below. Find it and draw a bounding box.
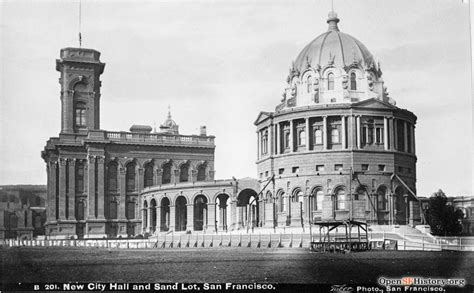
[314,128,323,145]
[335,188,346,210]
[306,75,312,93]
[162,163,171,184]
[377,186,388,210]
[126,163,136,192]
[350,72,357,90]
[197,164,206,181]
[331,128,340,144]
[144,163,154,188]
[327,73,334,90]
[107,163,118,191]
[299,130,306,146]
[179,163,189,182]
[75,102,87,127]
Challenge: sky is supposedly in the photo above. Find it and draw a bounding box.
[0,0,472,197]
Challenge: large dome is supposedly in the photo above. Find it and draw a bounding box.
[293,12,376,74]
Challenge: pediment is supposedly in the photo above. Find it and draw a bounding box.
[353,98,397,110]
[254,111,273,125]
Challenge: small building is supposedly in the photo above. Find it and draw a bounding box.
[0,185,46,240]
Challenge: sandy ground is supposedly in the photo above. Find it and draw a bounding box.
[1,247,473,284]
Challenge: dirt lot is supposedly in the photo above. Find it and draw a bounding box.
[1,247,473,284]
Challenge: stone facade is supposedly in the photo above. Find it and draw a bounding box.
[42,48,215,239]
[140,178,260,233]
[255,12,419,227]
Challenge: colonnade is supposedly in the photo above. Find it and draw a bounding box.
[257,115,416,159]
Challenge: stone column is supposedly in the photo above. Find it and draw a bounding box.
[257,131,260,160]
[187,204,194,231]
[58,158,67,220]
[411,124,416,154]
[348,115,355,150]
[268,124,273,155]
[341,115,346,149]
[276,123,281,155]
[141,207,146,233]
[207,203,216,231]
[323,116,328,150]
[156,168,162,186]
[289,120,294,152]
[387,117,395,151]
[155,206,161,233]
[169,205,176,231]
[87,156,96,220]
[383,116,389,151]
[404,121,409,153]
[147,207,153,233]
[173,169,179,184]
[305,118,310,151]
[356,115,361,149]
[238,206,244,227]
[97,156,105,220]
[68,159,76,220]
[118,167,127,220]
[50,162,58,221]
[393,118,398,151]
[138,167,144,193]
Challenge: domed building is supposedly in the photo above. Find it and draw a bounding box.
[255,11,420,227]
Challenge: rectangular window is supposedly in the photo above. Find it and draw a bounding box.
[397,166,404,173]
[259,173,263,179]
[375,127,384,144]
[284,131,290,149]
[292,167,299,173]
[265,171,269,177]
[361,164,369,171]
[278,168,284,175]
[362,127,367,144]
[334,164,343,171]
[407,168,412,174]
[316,165,325,171]
[378,164,386,172]
[314,128,323,145]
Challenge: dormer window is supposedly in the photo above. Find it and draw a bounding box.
[328,73,334,90]
[306,75,312,93]
[350,72,357,90]
[75,102,86,127]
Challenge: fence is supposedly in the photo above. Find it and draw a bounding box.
[1,232,473,251]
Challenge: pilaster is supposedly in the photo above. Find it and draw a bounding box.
[341,115,346,149]
[356,115,361,149]
[276,123,281,155]
[187,204,194,231]
[207,203,216,231]
[87,156,96,220]
[58,158,67,220]
[118,167,127,220]
[68,159,76,220]
[305,118,310,151]
[323,116,328,150]
[383,116,389,151]
[96,156,105,220]
[289,120,294,152]
[404,121,408,153]
[169,205,175,231]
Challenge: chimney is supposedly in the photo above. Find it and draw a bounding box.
[200,126,207,136]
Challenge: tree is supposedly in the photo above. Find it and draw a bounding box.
[425,189,464,236]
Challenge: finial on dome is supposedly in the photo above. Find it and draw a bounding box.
[167,105,172,119]
[327,10,340,31]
